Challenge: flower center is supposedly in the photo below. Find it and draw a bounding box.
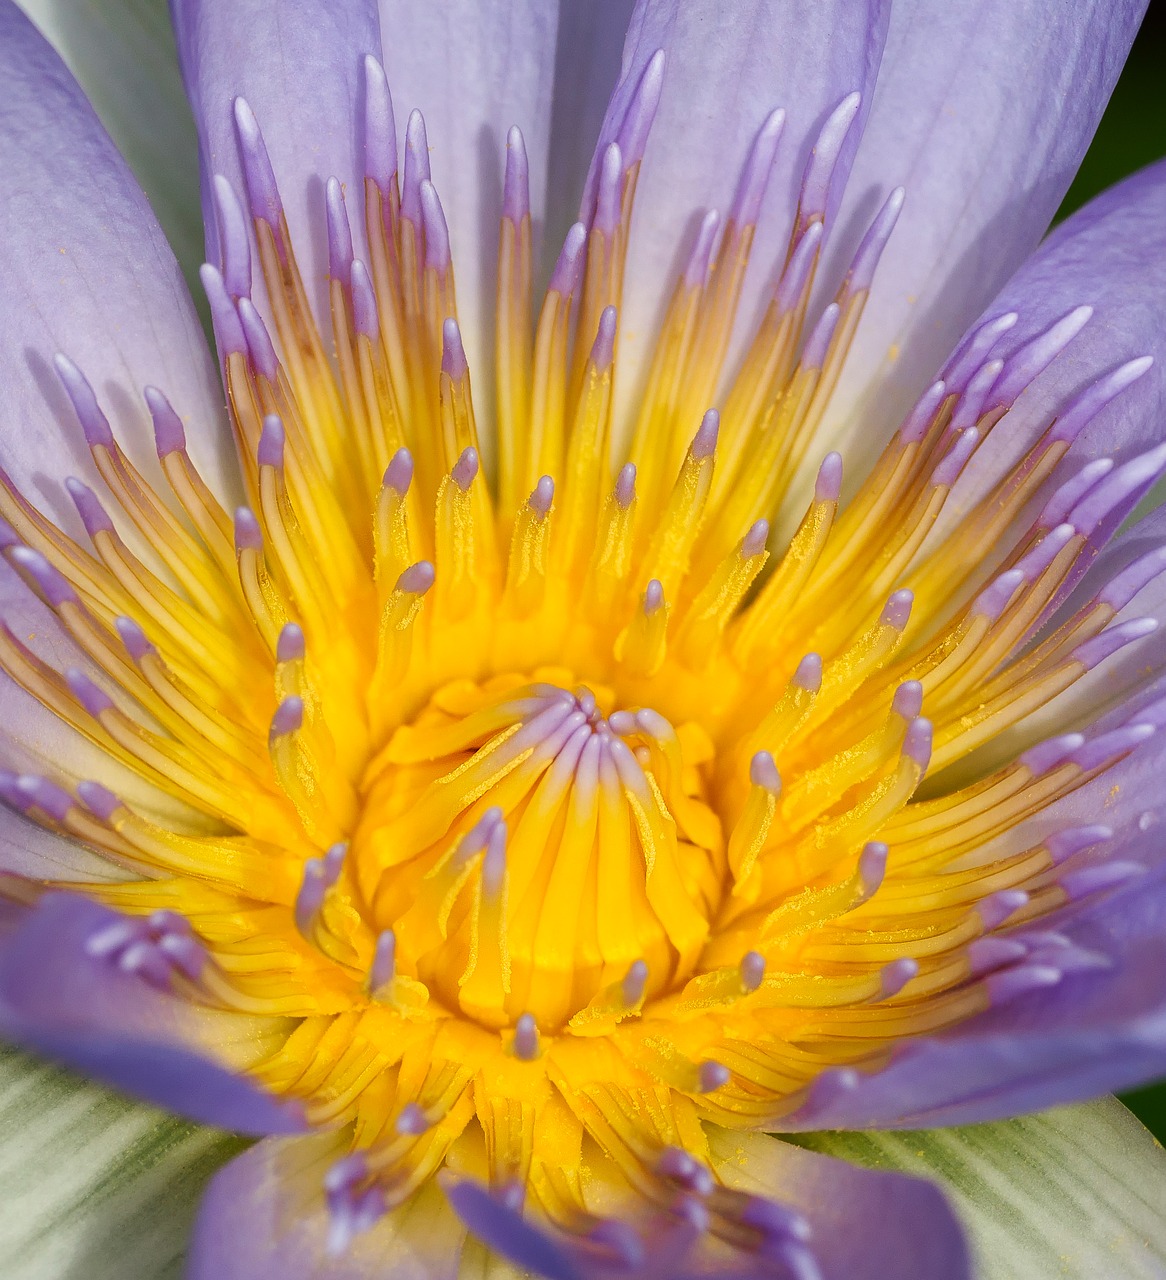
[354,676,719,1030]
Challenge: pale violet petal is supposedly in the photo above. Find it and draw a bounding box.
[822,0,1146,469]
[375,1,560,427]
[15,0,204,296]
[601,0,889,443]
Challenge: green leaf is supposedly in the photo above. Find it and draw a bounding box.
[793,1098,1166,1279]
[0,1045,246,1280]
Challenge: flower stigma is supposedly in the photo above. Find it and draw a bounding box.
[0,45,1160,1275]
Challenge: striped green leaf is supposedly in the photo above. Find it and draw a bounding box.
[794,1097,1166,1278]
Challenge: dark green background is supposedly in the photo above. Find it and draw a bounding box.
[1058,3,1166,1141]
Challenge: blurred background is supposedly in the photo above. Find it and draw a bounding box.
[1062,0,1166,1142]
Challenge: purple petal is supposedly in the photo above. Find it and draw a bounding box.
[708,1128,971,1279]
[0,4,228,495]
[602,0,888,432]
[17,0,204,288]
[172,0,381,325]
[0,893,305,1136]
[777,865,1166,1131]
[189,1134,464,1279]
[826,0,1146,464]
[375,2,559,407]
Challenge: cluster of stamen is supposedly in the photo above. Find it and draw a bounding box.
[0,41,1159,1275]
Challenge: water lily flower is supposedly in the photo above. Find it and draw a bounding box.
[1,0,1166,1276]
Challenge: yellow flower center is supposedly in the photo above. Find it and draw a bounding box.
[0,53,1154,1263]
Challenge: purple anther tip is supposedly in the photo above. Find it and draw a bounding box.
[53,354,113,447]
[502,125,530,223]
[985,964,1061,1006]
[950,360,1002,433]
[396,559,435,596]
[799,91,861,218]
[990,305,1093,410]
[549,222,587,296]
[902,717,932,769]
[237,298,279,382]
[17,774,73,823]
[1020,732,1085,775]
[66,667,114,718]
[881,589,913,630]
[368,929,396,992]
[1071,723,1155,772]
[77,779,121,822]
[420,181,452,271]
[64,477,114,539]
[325,177,353,281]
[451,447,479,491]
[143,386,186,456]
[322,842,347,885]
[513,1013,539,1061]
[199,264,247,357]
[608,709,636,737]
[643,579,665,614]
[801,303,840,371]
[441,317,468,380]
[1052,356,1154,445]
[384,448,414,496]
[1074,617,1158,671]
[1061,860,1142,902]
[233,507,262,554]
[616,48,666,166]
[294,859,327,934]
[529,475,555,516]
[899,380,947,444]
[11,546,77,608]
[698,1061,730,1093]
[815,452,843,502]
[232,97,282,225]
[396,1102,429,1136]
[892,681,923,720]
[775,219,824,314]
[793,652,823,693]
[847,186,906,293]
[749,751,780,794]
[594,142,624,236]
[481,819,508,894]
[1099,544,1166,611]
[362,55,397,190]
[1046,824,1112,866]
[880,957,918,998]
[967,937,1028,977]
[974,568,1025,623]
[859,841,888,892]
[257,415,285,469]
[742,519,769,559]
[401,109,431,225]
[270,696,304,739]
[684,210,721,289]
[978,889,1028,931]
[277,622,305,664]
[115,616,153,662]
[622,959,648,1005]
[0,520,18,551]
[350,260,379,339]
[739,950,766,993]
[211,174,252,299]
[932,426,979,488]
[942,312,1018,393]
[590,306,618,372]
[614,462,636,509]
[691,409,719,461]
[731,107,786,228]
